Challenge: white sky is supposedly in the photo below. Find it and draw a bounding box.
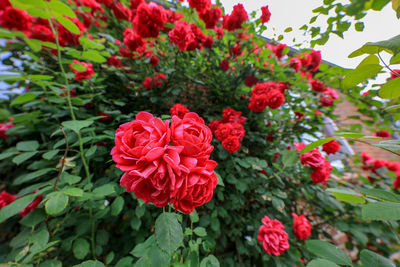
[220,0,400,70]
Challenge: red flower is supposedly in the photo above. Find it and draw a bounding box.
[29,24,54,43]
[323,87,339,100]
[99,112,112,121]
[0,191,15,209]
[322,140,340,155]
[170,104,190,119]
[0,7,32,32]
[69,60,95,81]
[295,143,325,169]
[130,0,144,10]
[203,35,214,49]
[208,120,221,133]
[310,160,332,184]
[150,56,159,67]
[123,28,146,52]
[219,59,230,71]
[111,112,171,172]
[223,4,248,32]
[374,130,391,138]
[171,113,213,160]
[107,56,124,68]
[111,2,132,21]
[222,135,241,153]
[308,50,321,72]
[172,158,218,213]
[133,2,167,38]
[248,94,268,112]
[390,69,400,79]
[169,21,198,51]
[394,178,400,189]
[260,6,271,24]
[266,90,285,109]
[310,80,326,92]
[221,108,246,124]
[143,77,153,89]
[245,75,258,87]
[320,97,333,107]
[199,6,222,29]
[57,18,85,47]
[19,195,43,217]
[188,0,211,13]
[292,213,311,240]
[257,216,290,256]
[0,122,14,138]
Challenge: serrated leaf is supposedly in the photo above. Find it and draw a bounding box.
[193,227,207,237]
[362,201,400,220]
[111,196,124,216]
[360,249,395,267]
[300,138,335,154]
[45,192,68,215]
[62,120,93,134]
[306,240,352,266]
[379,77,400,99]
[155,212,183,254]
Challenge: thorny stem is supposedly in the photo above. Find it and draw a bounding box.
[377,52,400,78]
[54,126,68,191]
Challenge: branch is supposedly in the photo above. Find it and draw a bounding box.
[54,126,69,191]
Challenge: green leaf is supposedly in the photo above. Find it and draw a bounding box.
[111,196,124,216]
[379,77,400,99]
[60,172,81,185]
[48,0,76,18]
[62,120,93,134]
[300,138,335,154]
[190,209,199,223]
[73,238,90,260]
[362,201,400,220]
[281,150,298,167]
[155,212,183,254]
[131,235,155,258]
[366,34,400,54]
[13,151,37,165]
[85,146,97,157]
[354,22,364,32]
[305,240,352,266]
[342,55,383,89]
[11,93,37,106]
[200,255,220,267]
[16,140,39,151]
[373,143,400,151]
[334,132,365,139]
[13,168,53,185]
[70,63,86,72]
[27,7,51,18]
[55,15,80,35]
[64,187,83,197]
[0,151,16,160]
[38,260,62,267]
[25,38,42,52]
[43,150,59,160]
[0,194,36,223]
[45,192,69,215]
[93,183,115,196]
[360,249,395,267]
[73,260,105,267]
[390,53,400,64]
[326,188,366,203]
[193,227,207,237]
[82,50,106,63]
[20,209,46,227]
[307,259,339,267]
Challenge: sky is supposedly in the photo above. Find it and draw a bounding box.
[220,0,400,70]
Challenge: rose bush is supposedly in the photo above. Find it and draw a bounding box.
[0,0,398,266]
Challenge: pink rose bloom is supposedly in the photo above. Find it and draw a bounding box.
[257,216,290,256]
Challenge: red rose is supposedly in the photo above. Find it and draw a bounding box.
[99,112,112,121]
[257,216,290,256]
[296,143,325,168]
[223,4,248,32]
[266,90,285,109]
[199,6,222,29]
[222,135,241,153]
[221,108,246,124]
[171,113,213,160]
[292,213,311,240]
[123,28,146,52]
[251,82,280,97]
[214,123,231,141]
[19,195,43,217]
[374,130,391,138]
[245,75,258,87]
[69,60,95,81]
[208,120,221,133]
[203,35,214,49]
[130,0,144,10]
[111,112,171,172]
[0,7,32,32]
[57,18,85,47]
[173,159,218,213]
[248,94,268,112]
[150,56,159,67]
[169,21,198,51]
[310,79,326,92]
[322,140,340,155]
[310,160,332,184]
[111,2,132,21]
[320,96,333,107]
[170,104,190,119]
[390,69,400,79]
[0,191,15,209]
[107,56,124,68]
[260,6,271,24]
[219,59,230,71]
[133,2,167,38]
[0,122,14,138]
[143,77,153,89]
[188,0,211,13]
[29,24,54,43]
[323,87,339,100]
[308,50,321,72]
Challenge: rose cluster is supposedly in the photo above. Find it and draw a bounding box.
[295,142,333,184]
[208,108,246,153]
[111,112,218,214]
[0,118,14,139]
[361,152,400,187]
[170,103,190,119]
[69,60,95,81]
[142,73,167,90]
[248,82,286,112]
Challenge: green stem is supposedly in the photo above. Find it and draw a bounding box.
[89,208,96,258]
